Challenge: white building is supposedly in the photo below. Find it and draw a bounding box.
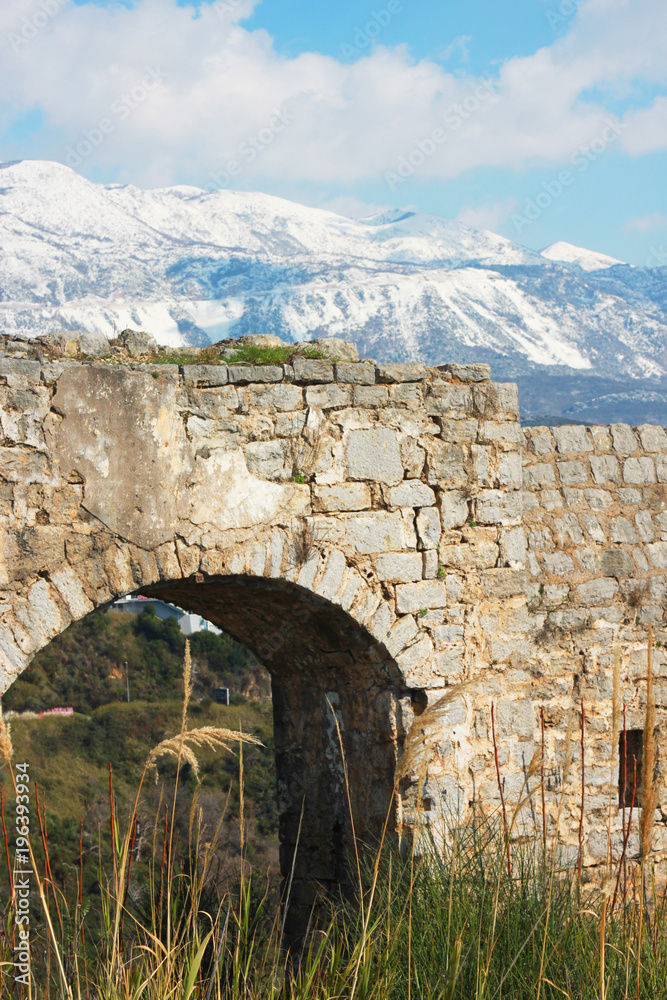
[110,595,221,635]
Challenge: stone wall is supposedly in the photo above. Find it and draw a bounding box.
[1,352,666,900]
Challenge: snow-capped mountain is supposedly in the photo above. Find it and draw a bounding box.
[1,159,667,422]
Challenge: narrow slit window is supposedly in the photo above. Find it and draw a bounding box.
[619,729,643,808]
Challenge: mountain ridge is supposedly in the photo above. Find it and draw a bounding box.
[1,159,667,422]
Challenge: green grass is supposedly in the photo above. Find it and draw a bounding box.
[150,343,329,367]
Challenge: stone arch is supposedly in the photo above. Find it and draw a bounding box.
[1,529,407,942]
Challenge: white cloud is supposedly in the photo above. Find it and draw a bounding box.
[0,0,665,188]
[456,197,520,232]
[626,212,667,233]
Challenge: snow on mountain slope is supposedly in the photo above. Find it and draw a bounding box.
[540,241,625,271]
[1,159,667,422]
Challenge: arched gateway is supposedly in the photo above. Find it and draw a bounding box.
[2,351,666,929]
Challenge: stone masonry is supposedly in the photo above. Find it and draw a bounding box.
[1,352,666,934]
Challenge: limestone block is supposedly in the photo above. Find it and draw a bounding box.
[238,383,304,412]
[375,362,427,383]
[432,624,464,644]
[227,364,283,384]
[244,440,290,480]
[275,412,308,437]
[581,514,605,542]
[528,529,554,551]
[480,421,525,447]
[346,428,403,484]
[422,550,438,579]
[540,489,563,510]
[50,564,95,618]
[526,428,555,456]
[471,445,491,485]
[181,364,228,386]
[584,488,612,509]
[353,385,388,406]
[396,580,447,614]
[611,517,639,544]
[376,552,423,582]
[384,614,420,656]
[498,452,522,486]
[400,438,426,478]
[439,491,468,529]
[499,526,526,567]
[439,418,479,443]
[425,383,473,417]
[647,542,667,569]
[590,426,612,451]
[334,363,375,384]
[557,460,588,485]
[577,548,598,573]
[475,490,522,526]
[555,512,584,544]
[610,423,639,453]
[637,424,667,452]
[291,357,334,383]
[522,463,556,487]
[416,508,441,550]
[473,382,519,418]
[388,384,424,408]
[617,487,642,505]
[521,491,539,511]
[623,456,656,484]
[313,483,371,512]
[590,455,621,484]
[480,568,525,598]
[4,526,65,580]
[496,698,534,739]
[15,578,68,650]
[389,480,436,507]
[396,634,436,686]
[601,549,633,577]
[314,549,347,601]
[305,385,353,409]
[344,512,407,553]
[440,362,491,382]
[0,447,53,485]
[440,539,498,569]
[542,552,575,575]
[426,442,467,486]
[635,510,655,542]
[575,578,619,604]
[655,455,667,483]
[552,425,593,453]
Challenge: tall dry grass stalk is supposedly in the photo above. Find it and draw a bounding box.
[640,624,658,863]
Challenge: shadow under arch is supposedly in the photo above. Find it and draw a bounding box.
[133,571,406,944]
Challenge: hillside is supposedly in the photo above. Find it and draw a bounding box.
[2,159,667,423]
[0,609,278,908]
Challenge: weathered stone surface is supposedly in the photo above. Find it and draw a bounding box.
[610,423,639,453]
[439,490,469,529]
[182,364,229,386]
[480,568,525,598]
[637,424,667,452]
[227,364,283,384]
[344,512,407,553]
[576,578,619,604]
[426,442,467,486]
[557,460,588,485]
[523,463,556,487]
[396,580,447,614]
[551,425,592,454]
[623,456,656,484]
[313,483,371,512]
[590,454,620,484]
[475,490,522,526]
[416,507,441,550]
[291,357,334,383]
[601,549,633,577]
[389,480,436,508]
[440,362,491,383]
[119,328,157,355]
[375,362,427,383]
[376,552,423,582]
[333,363,375,384]
[346,428,403,484]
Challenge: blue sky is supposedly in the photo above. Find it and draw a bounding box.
[1,0,666,264]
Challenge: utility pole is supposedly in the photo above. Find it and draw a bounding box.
[124,660,130,703]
